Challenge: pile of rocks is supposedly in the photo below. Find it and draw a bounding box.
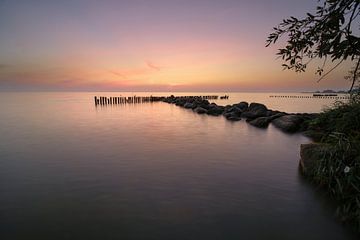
[163,96,318,133]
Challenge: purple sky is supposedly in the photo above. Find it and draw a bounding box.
[0,0,353,91]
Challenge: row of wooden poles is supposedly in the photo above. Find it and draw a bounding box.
[94,96,163,105]
[269,95,350,99]
[94,95,220,105]
[171,95,219,100]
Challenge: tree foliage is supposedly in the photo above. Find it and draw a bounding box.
[266,0,360,91]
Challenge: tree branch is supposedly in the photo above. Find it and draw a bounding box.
[349,57,360,92]
[346,1,360,54]
[317,59,344,82]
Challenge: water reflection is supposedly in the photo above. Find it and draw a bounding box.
[0,92,357,239]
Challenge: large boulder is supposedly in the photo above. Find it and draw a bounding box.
[223,105,243,115]
[272,114,304,132]
[248,117,272,128]
[175,99,186,106]
[235,101,249,111]
[197,99,210,109]
[300,143,330,174]
[224,112,241,121]
[241,103,268,119]
[183,102,194,109]
[268,112,287,120]
[207,104,225,116]
[191,99,210,109]
[194,107,208,114]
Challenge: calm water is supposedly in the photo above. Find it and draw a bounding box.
[0,92,357,240]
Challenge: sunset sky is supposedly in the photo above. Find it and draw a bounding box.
[0,0,353,92]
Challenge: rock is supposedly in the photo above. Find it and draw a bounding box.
[235,101,249,111]
[224,105,243,115]
[224,112,241,121]
[175,99,186,106]
[198,100,210,109]
[301,113,320,120]
[269,112,286,120]
[164,95,175,103]
[194,107,208,114]
[201,99,210,106]
[248,117,271,128]
[241,102,268,119]
[191,103,199,109]
[207,104,224,116]
[266,110,286,117]
[272,114,304,132]
[223,110,241,118]
[227,116,241,121]
[300,143,329,174]
[190,100,209,109]
[183,102,194,109]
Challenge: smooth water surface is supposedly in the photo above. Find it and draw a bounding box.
[0,92,357,239]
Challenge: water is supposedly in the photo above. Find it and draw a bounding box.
[0,92,357,240]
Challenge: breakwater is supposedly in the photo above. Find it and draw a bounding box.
[94,95,221,105]
[93,94,319,133]
[162,95,318,133]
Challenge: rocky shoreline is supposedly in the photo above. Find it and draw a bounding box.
[163,95,318,134]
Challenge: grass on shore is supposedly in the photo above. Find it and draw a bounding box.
[305,96,360,230]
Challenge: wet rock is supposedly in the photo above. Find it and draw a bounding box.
[224,112,241,121]
[184,102,194,109]
[248,117,272,128]
[227,116,241,121]
[208,103,218,108]
[247,112,286,128]
[266,110,284,117]
[269,112,287,120]
[207,104,224,116]
[224,105,243,115]
[241,103,268,119]
[300,143,329,174]
[175,99,186,106]
[272,114,304,132]
[235,101,249,111]
[194,107,208,114]
[198,100,210,109]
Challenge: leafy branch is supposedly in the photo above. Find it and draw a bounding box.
[266,0,360,90]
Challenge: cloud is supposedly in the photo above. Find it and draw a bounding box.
[146,61,161,71]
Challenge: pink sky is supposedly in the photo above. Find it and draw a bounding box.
[0,0,354,92]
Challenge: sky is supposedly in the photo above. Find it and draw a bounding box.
[0,0,354,92]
